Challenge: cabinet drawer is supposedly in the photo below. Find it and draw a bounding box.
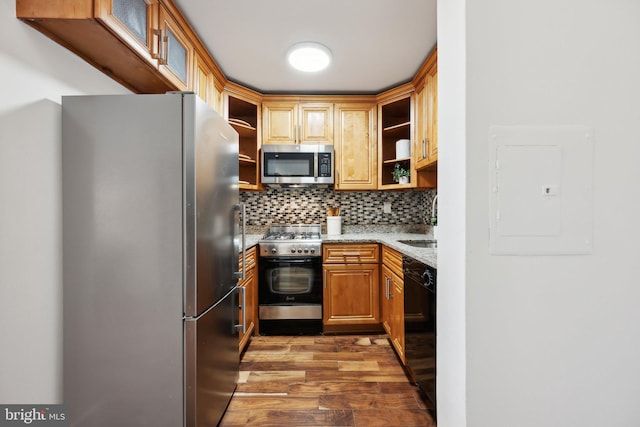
[382,245,403,277]
[238,246,257,281]
[323,243,379,264]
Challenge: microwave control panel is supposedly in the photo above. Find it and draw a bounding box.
[318,153,332,177]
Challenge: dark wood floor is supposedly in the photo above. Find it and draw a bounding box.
[219,334,436,427]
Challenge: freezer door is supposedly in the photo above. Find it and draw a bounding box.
[185,288,239,426]
[183,95,240,317]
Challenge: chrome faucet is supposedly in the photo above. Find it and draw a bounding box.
[431,194,438,224]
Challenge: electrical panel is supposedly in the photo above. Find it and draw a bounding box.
[489,126,594,255]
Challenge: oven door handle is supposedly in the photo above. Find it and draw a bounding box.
[262,258,317,264]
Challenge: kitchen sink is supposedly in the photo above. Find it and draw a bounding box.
[397,239,438,249]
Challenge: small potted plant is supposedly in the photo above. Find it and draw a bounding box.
[392,163,410,184]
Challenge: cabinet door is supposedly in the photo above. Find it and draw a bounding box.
[193,51,223,113]
[427,69,438,162]
[247,266,258,336]
[414,80,430,170]
[239,248,257,352]
[381,265,394,336]
[96,0,158,64]
[334,103,377,190]
[299,103,333,145]
[323,263,380,326]
[212,81,224,115]
[158,4,192,90]
[263,102,333,145]
[194,51,213,107]
[262,102,297,144]
[391,273,405,363]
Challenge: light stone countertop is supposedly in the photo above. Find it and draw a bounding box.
[243,233,437,269]
[244,234,263,250]
[321,233,437,269]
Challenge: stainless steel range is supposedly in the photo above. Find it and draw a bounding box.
[259,224,322,257]
[258,224,323,335]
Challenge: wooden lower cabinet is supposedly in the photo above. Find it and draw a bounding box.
[238,246,257,352]
[391,271,405,363]
[381,264,394,336]
[381,246,405,363]
[322,244,380,331]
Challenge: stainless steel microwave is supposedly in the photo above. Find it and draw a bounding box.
[261,144,334,186]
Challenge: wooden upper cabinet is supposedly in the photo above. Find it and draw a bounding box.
[377,85,415,189]
[224,84,263,191]
[17,0,221,94]
[427,68,438,162]
[95,0,158,64]
[262,100,333,145]
[194,50,223,113]
[414,48,438,170]
[299,103,333,145]
[194,52,212,105]
[414,80,429,169]
[262,102,297,144]
[157,3,192,90]
[334,103,377,190]
[17,0,169,93]
[414,69,437,169]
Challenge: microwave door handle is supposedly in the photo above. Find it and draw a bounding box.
[314,152,318,180]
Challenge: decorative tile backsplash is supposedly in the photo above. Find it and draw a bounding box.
[241,187,437,231]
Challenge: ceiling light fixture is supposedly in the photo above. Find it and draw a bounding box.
[287,42,332,72]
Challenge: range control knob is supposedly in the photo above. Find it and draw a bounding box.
[303,248,309,253]
[290,248,296,253]
[310,248,316,254]
[271,248,277,255]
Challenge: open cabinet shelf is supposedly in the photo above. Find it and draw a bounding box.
[378,94,413,188]
[226,90,261,190]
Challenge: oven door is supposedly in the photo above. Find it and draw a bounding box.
[258,257,322,304]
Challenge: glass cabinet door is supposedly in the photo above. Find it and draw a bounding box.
[96,0,158,63]
[158,4,192,90]
[112,0,148,45]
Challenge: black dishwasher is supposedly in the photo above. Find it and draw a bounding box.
[403,255,437,411]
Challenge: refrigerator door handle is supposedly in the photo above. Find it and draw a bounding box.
[233,203,246,281]
[235,286,246,333]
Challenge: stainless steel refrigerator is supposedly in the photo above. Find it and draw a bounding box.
[61,93,244,427]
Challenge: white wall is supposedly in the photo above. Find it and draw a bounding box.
[436,0,467,426]
[439,0,640,426]
[0,1,129,404]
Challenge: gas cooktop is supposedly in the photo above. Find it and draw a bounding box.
[259,224,322,257]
